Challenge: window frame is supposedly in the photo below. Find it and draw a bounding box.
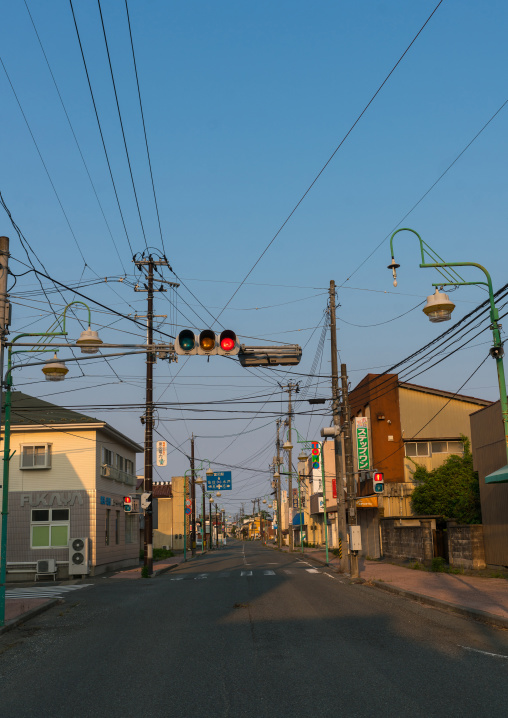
[30,508,70,549]
[20,443,52,470]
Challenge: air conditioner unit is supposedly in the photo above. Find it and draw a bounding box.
[68,537,90,576]
[36,559,56,574]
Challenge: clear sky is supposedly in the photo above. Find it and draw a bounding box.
[1,0,507,516]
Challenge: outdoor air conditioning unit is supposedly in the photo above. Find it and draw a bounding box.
[68,537,90,576]
[36,559,56,574]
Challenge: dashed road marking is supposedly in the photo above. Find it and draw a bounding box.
[170,577,184,581]
[305,568,320,574]
[241,570,253,577]
[194,574,209,580]
[263,570,276,575]
[459,646,508,659]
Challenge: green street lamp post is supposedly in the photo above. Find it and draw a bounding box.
[184,463,213,561]
[389,227,508,481]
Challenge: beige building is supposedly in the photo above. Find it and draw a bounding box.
[153,477,189,551]
[4,392,142,580]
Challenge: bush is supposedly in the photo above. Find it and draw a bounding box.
[431,556,447,572]
[410,436,482,524]
[153,548,174,561]
[141,566,150,578]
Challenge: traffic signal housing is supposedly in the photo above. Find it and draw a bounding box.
[141,492,153,512]
[175,329,239,356]
[372,471,384,494]
[123,496,133,513]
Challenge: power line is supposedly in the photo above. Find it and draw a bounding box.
[211,0,444,323]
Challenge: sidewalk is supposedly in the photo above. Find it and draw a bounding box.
[270,544,508,628]
[110,554,186,579]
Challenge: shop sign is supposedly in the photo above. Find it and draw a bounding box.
[311,441,322,492]
[356,496,378,508]
[20,492,84,507]
[156,441,167,467]
[355,417,370,471]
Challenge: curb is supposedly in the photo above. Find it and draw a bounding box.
[367,580,508,630]
[0,598,62,636]
[152,563,179,577]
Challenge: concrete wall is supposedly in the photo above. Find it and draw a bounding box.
[380,518,435,563]
[448,523,486,569]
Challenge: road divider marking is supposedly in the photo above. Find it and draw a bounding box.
[241,571,253,577]
[459,646,508,659]
[195,574,209,580]
[263,570,276,575]
[170,577,184,581]
[305,568,320,574]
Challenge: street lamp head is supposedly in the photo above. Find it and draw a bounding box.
[216,492,221,497]
[297,451,308,463]
[423,288,455,323]
[282,441,293,451]
[387,258,400,287]
[42,353,68,382]
[206,467,213,476]
[209,497,214,503]
[195,476,204,485]
[273,471,280,479]
[262,499,267,504]
[76,326,103,354]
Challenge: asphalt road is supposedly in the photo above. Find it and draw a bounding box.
[1,540,507,717]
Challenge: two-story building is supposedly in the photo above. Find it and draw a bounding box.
[3,391,143,580]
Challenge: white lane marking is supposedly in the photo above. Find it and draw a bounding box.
[263,570,276,575]
[6,585,92,599]
[241,571,253,577]
[194,574,208,580]
[305,568,320,574]
[459,646,508,659]
[170,577,184,581]
[283,570,294,575]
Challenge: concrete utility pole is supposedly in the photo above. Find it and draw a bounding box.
[280,382,298,551]
[341,363,358,578]
[329,281,348,572]
[134,253,172,575]
[0,237,9,570]
[276,418,282,549]
[190,435,195,556]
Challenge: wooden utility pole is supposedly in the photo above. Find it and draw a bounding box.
[280,382,298,551]
[276,418,282,548]
[329,281,348,572]
[190,435,195,556]
[341,363,359,578]
[134,252,171,575]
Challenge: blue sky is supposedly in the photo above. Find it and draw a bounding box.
[1,0,507,515]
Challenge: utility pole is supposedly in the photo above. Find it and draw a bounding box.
[0,237,9,584]
[190,435,195,556]
[280,382,298,551]
[276,418,282,549]
[134,252,172,575]
[341,363,358,578]
[329,281,348,572]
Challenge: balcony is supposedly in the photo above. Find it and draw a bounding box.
[101,464,136,486]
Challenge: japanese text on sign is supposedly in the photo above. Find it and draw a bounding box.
[156,441,167,467]
[355,417,370,471]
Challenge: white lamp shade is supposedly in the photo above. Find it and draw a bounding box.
[282,441,293,451]
[423,289,455,323]
[76,327,103,354]
[42,354,68,382]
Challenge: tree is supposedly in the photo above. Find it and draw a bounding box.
[410,436,482,524]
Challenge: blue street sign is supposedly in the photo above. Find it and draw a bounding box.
[207,471,232,491]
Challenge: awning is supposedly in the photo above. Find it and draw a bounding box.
[485,464,508,484]
[292,512,305,526]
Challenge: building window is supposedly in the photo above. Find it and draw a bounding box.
[21,444,52,469]
[102,447,113,466]
[105,509,111,546]
[405,442,430,457]
[125,515,136,544]
[31,508,69,548]
[125,459,134,475]
[115,454,124,472]
[115,511,120,545]
[407,440,465,458]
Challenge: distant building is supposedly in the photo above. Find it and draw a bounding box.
[3,392,142,580]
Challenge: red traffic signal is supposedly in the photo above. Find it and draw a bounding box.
[219,330,238,355]
[123,496,133,512]
[372,471,384,494]
[175,329,239,356]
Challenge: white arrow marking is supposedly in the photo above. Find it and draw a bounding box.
[263,570,275,575]
[241,570,252,577]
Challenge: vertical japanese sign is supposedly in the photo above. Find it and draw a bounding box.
[355,417,370,471]
[156,441,167,467]
[292,488,299,508]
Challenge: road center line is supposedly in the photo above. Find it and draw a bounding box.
[459,646,508,659]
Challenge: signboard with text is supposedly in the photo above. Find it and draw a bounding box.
[355,417,370,471]
[156,441,167,467]
[206,471,232,491]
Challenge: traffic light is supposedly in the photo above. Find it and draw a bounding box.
[141,492,153,512]
[372,471,384,493]
[123,496,133,513]
[175,329,239,356]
